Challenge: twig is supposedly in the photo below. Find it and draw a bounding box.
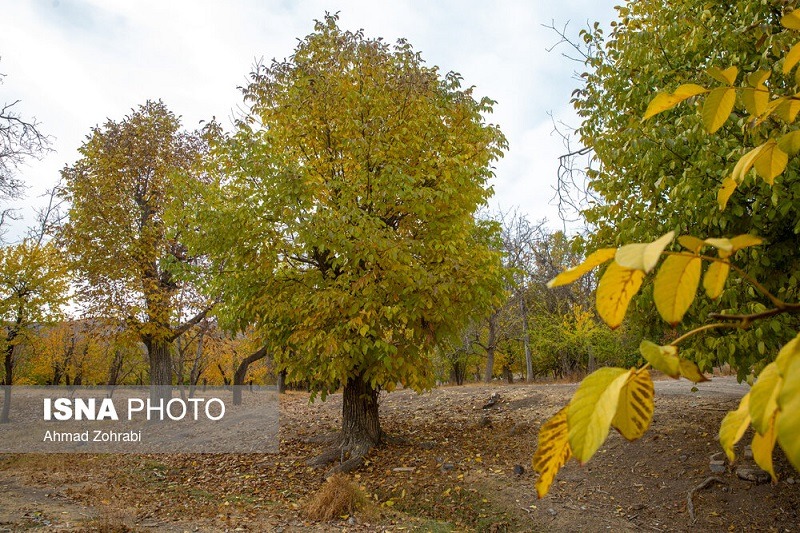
[687,476,725,522]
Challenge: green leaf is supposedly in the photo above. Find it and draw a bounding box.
[615,231,674,273]
[702,87,736,133]
[532,407,572,498]
[639,340,680,378]
[719,392,751,462]
[777,355,800,472]
[567,367,632,464]
[749,362,781,435]
[703,261,729,299]
[612,369,655,441]
[653,254,702,325]
[643,84,708,120]
[596,262,645,329]
[547,248,616,288]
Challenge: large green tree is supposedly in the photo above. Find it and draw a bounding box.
[189,15,506,471]
[60,101,211,393]
[571,0,800,373]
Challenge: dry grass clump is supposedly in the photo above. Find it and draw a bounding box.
[304,473,371,521]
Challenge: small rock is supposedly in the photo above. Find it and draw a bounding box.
[441,462,456,472]
[679,454,688,462]
[547,508,557,517]
[348,516,356,525]
[709,460,726,473]
[513,464,524,476]
[786,477,795,485]
[743,445,753,460]
[392,467,415,473]
[482,392,500,409]
[736,467,770,484]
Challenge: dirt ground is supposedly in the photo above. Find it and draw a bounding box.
[0,376,797,532]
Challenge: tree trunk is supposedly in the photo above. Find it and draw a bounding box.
[2,327,18,423]
[342,372,381,448]
[483,312,498,383]
[520,297,533,382]
[232,346,268,405]
[277,369,287,394]
[145,337,172,403]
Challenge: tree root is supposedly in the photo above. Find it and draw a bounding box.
[687,476,725,522]
[306,436,376,476]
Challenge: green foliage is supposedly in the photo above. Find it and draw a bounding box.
[185,15,507,399]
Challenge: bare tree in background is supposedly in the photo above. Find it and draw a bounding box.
[0,60,51,236]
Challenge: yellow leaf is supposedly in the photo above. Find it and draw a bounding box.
[752,412,779,483]
[774,97,800,124]
[749,362,782,435]
[729,234,763,251]
[775,333,800,374]
[784,42,800,73]
[703,261,730,299]
[615,231,674,273]
[653,254,702,325]
[703,87,736,133]
[731,144,765,184]
[781,11,800,30]
[532,407,572,498]
[547,248,616,288]
[704,237,733,258]
[612,369,655,441]
[596,262,645,329]
[678,235,705,253]
[777,130,800,155]
[707,66,738,86]
[719,392,751,462]
[777,353,800,472]
[717,177,738,210]
[567,367,632,464]
[643,84,708,120]
[679,358,709,383]
[639,340,680,378]
[741,71,770,117]
[753,140,788,185]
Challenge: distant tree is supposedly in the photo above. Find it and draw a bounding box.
[188,15,506,472]
[60,101,212,396]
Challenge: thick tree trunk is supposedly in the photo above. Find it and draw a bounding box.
[341,372,381,448]
[145,337,172,403]
[2,327,18,423]
[277,369,286,394]
[232,345,268,405]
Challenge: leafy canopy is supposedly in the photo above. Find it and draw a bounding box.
[185,15,507,398]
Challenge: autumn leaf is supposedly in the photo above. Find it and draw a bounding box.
[643,84,708,120]
[567,367,632,464]
[703,261,730,299]
[547,248,616,288]
[702,87,736,133]
[612,369,655,441]
[615,231,675,273]
[596,262,645,329]
[639,340,680,378]
[653,254,702,325]
[749,362,782,435]
[719,392,751,462]
[752,412,779,483]
[532,407,572,498]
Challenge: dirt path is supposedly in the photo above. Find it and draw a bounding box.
[0,378,796,532]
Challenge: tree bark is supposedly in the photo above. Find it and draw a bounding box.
[277,369,286,394]
[2,326,19,423]
[342,372,381,448]
[232,345,268,405]
[145,337,172,403]
[483,312,498,383]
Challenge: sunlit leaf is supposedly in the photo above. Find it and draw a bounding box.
[752,412,779,483]
[678,235,705,253]
[703,261,730,299]
[781,10,800,30]
[702,87,736,133]
[707,66,738,86]
[717,177,738,210]
[731,144,765,184]
[643,84,708,120]
[612,369,655,441]
[753,140,788,184]
[704,238,733,258]
[742,71,770,117]
[785,43,800,74]
[653,254,702,325]
[729,234,763,251]
[719,392,751,462]
[596,262,645,329]
[547,248,616,288]
[533,407,572,498]
[615,231,674,273]
[639,340,680,378]
[775,333,800,373]
[567,367,632,464]
[777,354,800,472]
[777,130,800,155]
[749,362,781,435]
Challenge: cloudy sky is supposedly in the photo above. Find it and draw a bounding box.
[0,0,619,241]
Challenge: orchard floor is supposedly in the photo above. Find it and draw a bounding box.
[0,376,798,532]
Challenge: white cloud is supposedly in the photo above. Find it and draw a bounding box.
[0,0,618,240]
